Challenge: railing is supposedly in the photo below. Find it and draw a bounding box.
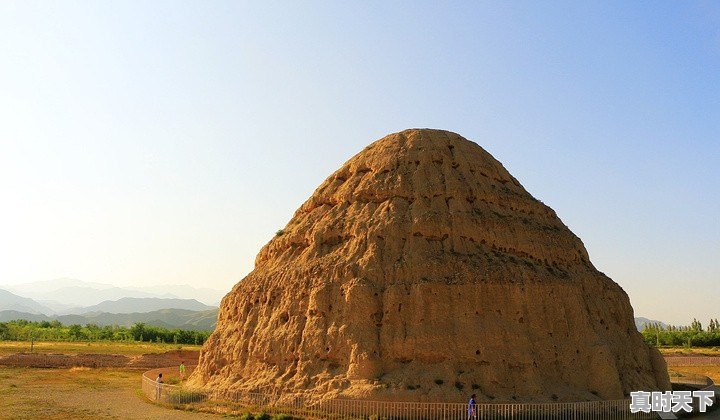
[141,368,659,419]
[141,366,209,405]
[668,370,717,415]
[214,391,656,419]
[668,370,714,388]
[142,358,720,419]
[142,375,209,405]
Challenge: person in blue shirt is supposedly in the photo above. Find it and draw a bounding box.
[467,393,477,419]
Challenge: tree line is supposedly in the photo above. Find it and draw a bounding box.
[642,318,720,347]
[0,319,210,345]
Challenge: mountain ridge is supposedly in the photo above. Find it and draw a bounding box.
[0,289,54,315]
[59,297,215,315]
[5,278,226,307]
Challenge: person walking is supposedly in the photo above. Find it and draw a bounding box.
[179,361,186,381]
[467,393,477,419]
[155,372,163,401]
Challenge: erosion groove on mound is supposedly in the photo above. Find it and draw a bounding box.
[189,129,670,403]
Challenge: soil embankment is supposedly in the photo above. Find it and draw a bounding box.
[0,349,199,369]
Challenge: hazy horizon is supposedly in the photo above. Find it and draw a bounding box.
[1,2,718,325]
[0,276,226,291]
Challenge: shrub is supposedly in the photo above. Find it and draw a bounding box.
[255,413,271,420]
[166,390,207,404]
[275,229,285,236]
[273,415,293,420]
[239,414,254,420]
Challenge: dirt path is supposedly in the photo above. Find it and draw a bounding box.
[0,367,218,419]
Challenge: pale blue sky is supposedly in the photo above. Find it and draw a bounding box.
[0,1,718,324]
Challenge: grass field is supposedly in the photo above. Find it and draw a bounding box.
[0,341,203,357]
[0,341,718,419]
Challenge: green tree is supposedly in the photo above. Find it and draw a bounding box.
[68,324,83,340]
[130,323,146,341]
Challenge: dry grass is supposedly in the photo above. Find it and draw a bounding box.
[659,347,720,357]
[0,341,202,357]
[661,347,720,384]
[669,366,720,384]
[0,341,209,418]
[0,366,217,419]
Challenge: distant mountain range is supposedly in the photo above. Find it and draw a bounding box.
[5,278,226,307]
[0,279,223,331]
[0,308,218,331]
[635,317,667,331]
[60,297,215,315]
[0,289,54,314]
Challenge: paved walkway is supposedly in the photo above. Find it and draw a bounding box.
[687,386,720,419]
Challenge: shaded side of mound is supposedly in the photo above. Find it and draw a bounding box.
[190,129,670,402]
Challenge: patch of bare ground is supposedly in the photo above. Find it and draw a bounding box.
[659,347,720,357]
[0,342,209,418]
[0,367,218,419]
[0,349,199,369]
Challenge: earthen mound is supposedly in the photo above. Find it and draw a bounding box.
[189,129,670,402]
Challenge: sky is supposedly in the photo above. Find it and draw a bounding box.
[0,1,718,325]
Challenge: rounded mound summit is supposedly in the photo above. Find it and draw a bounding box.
[190,129,670,402]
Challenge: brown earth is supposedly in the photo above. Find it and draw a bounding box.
[0,366,217,420]
[0,349,199,369]
[190,128,671,402]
